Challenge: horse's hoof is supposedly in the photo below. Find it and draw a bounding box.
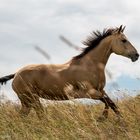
[97,116,107,122]
[102,110,108,118]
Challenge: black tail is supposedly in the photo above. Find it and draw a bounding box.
[0,74,15,85]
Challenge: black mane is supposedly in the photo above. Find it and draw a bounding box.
[73,28,117,60]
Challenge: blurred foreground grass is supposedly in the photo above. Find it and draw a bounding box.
[0,95,140,140]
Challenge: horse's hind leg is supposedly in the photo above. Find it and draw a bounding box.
[19,93,44,119]
[31,95,44,119]
[18,94,32,117]
[20,102,31,117]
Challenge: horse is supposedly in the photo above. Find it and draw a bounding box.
[0,25,139,119]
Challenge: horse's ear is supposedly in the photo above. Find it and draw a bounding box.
[118,25,123,33]
[122,26,126,33]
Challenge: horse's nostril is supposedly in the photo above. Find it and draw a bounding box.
[130,53,139,62]
[136,53,139,57]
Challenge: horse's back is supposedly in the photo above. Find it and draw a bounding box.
[12,64,69,98]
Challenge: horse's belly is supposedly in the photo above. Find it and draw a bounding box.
[37,88,69,100]
[36,79,69,100]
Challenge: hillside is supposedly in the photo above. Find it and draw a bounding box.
[0,95,140,140]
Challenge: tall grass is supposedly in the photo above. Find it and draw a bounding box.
[0,95,140,140]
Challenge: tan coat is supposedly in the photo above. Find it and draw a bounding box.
[0,25,139,118]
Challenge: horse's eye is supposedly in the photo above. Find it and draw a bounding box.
[121,39,127,43]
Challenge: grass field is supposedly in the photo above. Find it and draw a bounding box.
[0,95,140,140]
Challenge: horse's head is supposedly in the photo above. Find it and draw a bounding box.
[110,25,139,62]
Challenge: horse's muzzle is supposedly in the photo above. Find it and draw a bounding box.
[130,53,139,62]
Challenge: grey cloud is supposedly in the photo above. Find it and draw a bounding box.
[0,0,140,100]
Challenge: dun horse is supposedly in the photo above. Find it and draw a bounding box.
[0,25,139,119]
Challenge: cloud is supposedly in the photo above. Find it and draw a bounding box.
[0,0,140,100]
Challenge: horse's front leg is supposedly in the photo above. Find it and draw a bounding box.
[84,89,109,120]
[85,89,121,120]
[100,90,121,117]
[99,96,109,119]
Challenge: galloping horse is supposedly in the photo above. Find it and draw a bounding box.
[0,25,139,119]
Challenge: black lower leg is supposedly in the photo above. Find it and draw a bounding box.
[103,95,121,116]
[100,97,109,118]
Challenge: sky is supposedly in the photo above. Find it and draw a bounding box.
[0,0,140,101]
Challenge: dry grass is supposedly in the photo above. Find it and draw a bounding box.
[0,95,140,140]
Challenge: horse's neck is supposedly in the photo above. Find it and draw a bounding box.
[83,39,112,67]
